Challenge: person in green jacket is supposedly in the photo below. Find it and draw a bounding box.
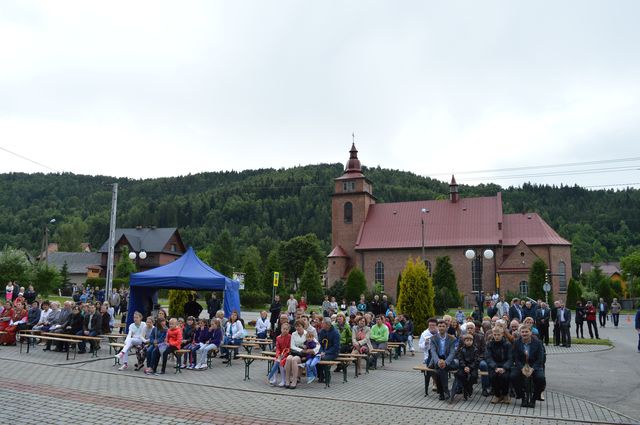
[369,315,389,369]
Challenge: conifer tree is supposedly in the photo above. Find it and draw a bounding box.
[565,278,581,309]
[345,267,367,303]
[300,257,324,304]
[397,258,435,335]
[528,258,547,301]
[432,256,461,314]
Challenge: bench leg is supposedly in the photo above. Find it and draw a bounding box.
[243,358,254,381]
[267,359,273,376]
[423,371,429,397]
[343,363,348,383]
[324,365,331,388]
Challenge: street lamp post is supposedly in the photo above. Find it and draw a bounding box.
[42,218,56,264]
[421,208,429,262]
[128,250,147,269]
[465,248,494,311]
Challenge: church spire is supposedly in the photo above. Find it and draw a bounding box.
[345,139,361,173]
[449,174,459,203]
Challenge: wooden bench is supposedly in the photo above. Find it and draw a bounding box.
[413,364,489,397]
[206,347,220,368]
[244,337,273,350]
[104,334,126,353]
[241,342,260,355]
[338,353,369,377]
[370,348,387,368]
[18,333,78,360]
[237,354,275,380]
[317,360,341,388]
[41,332,102,357]
[219,344,241,367]
[387,341,407,359]
[110,343,125,365]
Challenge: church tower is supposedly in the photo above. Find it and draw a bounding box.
[327,143,376,286]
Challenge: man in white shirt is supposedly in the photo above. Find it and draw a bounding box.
[255,310,270,338]
[418,318,438,365]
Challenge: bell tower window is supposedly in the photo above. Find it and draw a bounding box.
[344,202,353,223]
[343,181,355,192]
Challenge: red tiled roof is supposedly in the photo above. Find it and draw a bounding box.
[356,196,503,250]
[355,195,570,250]
[502,213,570,246]
[328,245,349,258]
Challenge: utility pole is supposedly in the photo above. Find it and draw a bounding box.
[105,183,118,298]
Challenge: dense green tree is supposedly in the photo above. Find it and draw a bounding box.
[397,258,435,335]
[241,246,262,292]
[345,267,367,303]
[60,261,71,288]
[168,289,192,317]
[327,279,345,301]
[54,217,88,252]
[211,229,237,277]
[565,278,582,309]
[299,257,324,304]
[597,278,614,302]
[261,248,282,295]
[278,234,324,287]
[31,262,62,296]
[528,258,548,301]
[432,256,462,314]
[0,248,32,284]
[621,250,640,297]
[115,246,137,279]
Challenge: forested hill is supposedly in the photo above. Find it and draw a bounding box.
[1,165,639,276]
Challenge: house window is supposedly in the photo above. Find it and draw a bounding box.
[344,202,353,223]
[343,181,355,192]
[519,280,529,297]
[471,256,483,292]
[375,261,384,289]
[170,244,176,252]
[558,261,567,293]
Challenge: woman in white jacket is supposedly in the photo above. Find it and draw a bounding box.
[116,311,147,371]
[221,310,244,363]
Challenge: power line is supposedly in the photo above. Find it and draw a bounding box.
[428,156,640,176]
[468,165,640,181]
[0,146,58,172]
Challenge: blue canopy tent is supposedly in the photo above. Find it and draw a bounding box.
[126,247,241,329]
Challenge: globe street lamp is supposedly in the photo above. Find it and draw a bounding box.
[128,250,147,263]
[42,218,56,264]
[465,248,494,312]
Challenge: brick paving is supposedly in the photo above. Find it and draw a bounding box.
[0,341,637,425]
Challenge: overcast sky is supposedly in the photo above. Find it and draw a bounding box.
[1,1,639,188]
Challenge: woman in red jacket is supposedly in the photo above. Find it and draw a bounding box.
[585,301,599,339]
[159,317,183,374]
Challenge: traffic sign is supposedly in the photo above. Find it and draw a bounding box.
[273,272,280,287]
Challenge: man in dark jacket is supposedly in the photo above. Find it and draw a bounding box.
[509,298,524,322]
[635,305,640,353]
[486,326,512,404]
[466,322,490,397]
[557,301,572,347]
[511,324,546,408]
[183,295,203,319]
[207,293,221,320]
[317,317,340,383]
[535,302,551,345]
[269,295,281,332]
[78,304,102,354]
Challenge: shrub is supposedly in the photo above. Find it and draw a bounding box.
[345,268,367,303]
[397,258,434,335]
[327,279,346,301]
[241,290,271,309]
[299,257,324,304]
[168,289,193,317]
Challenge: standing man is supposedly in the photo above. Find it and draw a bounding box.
[269,294,281,332]
[476,291,485,316]
[368,295,381,316]
[551,300,561,346]
[509,298,523,323]
[610,298,621,328]
[110,290,121,316]
[286,293,298,321]
[535,302,551,345]
[598,298,608,328]
[585,301,600,339]
[557,301,572,348]
[207,293,221,320]
[495,296,509,318]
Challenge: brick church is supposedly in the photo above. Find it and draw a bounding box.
[327,144,572,304]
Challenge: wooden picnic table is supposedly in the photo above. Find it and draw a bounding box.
[17,332,79,360]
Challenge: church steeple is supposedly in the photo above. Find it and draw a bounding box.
[449,175,459,203]
[345,142,361,173]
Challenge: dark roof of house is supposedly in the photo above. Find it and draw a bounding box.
[355,194,570,250]
[98,228,180,253]
[580,262,621,276]
[47,252,102,274]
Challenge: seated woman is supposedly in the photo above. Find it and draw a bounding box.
[221,311,244,363]
[0,301,15,342]
[268,322,291,386]
[195,319,222,369]
[486,325,513,404]
[351,316,372,373]
[510,324,545,408]
[134,316,154,370]
[0,301,27,345]
[255,311,270,339]
[284,320,307,389]
[144,317,167,375]
[116,311,147,371]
